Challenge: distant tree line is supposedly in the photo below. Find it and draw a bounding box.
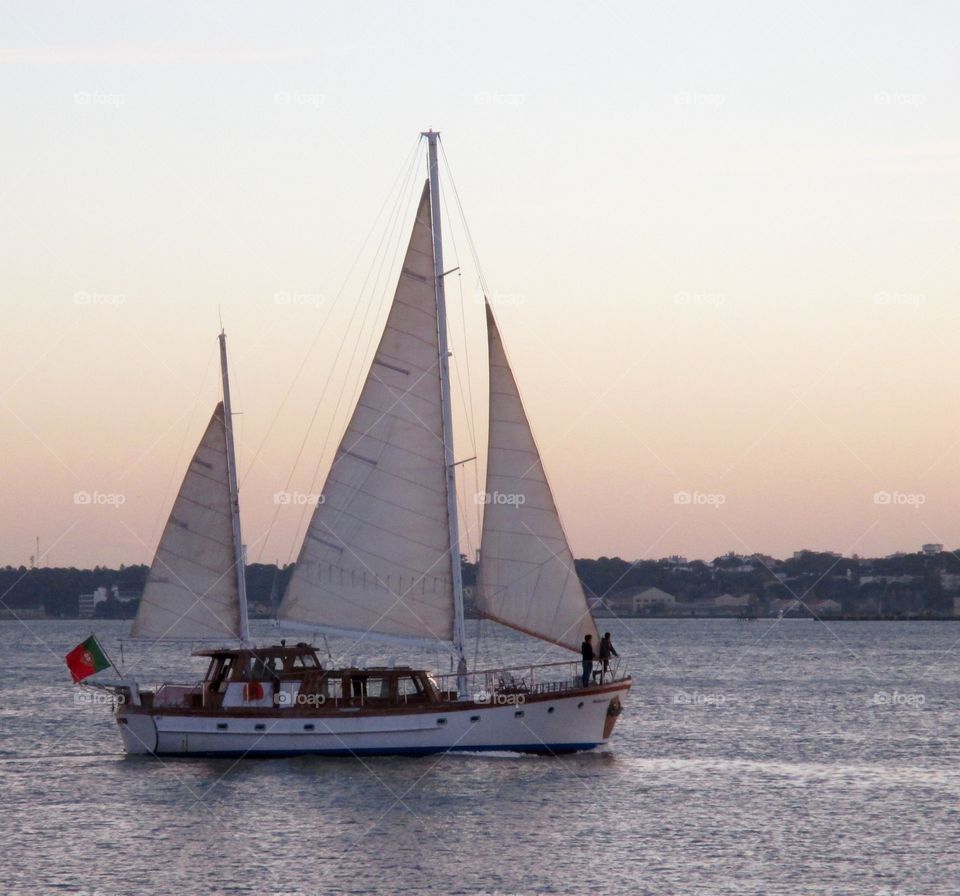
[2,549,957,619]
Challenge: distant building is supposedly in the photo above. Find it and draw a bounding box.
[77,585,139,619]
[922,543,944,556]
[712,593,752,610]
[631,587,676,613]
[78,586,108,618]
[859,575,916,586]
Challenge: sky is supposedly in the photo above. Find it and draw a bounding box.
[1,1,959,569]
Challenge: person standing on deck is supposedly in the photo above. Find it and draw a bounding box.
[580,633,595,687]
[598,632,619,681]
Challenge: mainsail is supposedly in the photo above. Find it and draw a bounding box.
[131,402,244,641]
[278,183,455,644]
[476,303,599,652]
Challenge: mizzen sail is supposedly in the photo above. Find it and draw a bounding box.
[278,183,455,644]
[131,402,244,640]
[476,304,599,652]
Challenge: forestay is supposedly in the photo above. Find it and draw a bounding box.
[131,402,244,641]
[278,183,456,644]
[476,304,599,652]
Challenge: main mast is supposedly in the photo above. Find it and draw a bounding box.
[218,330,250,642]
[422,130,468,686]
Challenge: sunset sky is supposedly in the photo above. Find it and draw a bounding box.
[2,2,958,569]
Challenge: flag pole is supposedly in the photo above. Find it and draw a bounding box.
[93,632,123,678]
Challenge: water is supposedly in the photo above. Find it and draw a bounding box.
[4,617,960,896]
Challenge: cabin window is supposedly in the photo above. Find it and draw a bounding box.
[250,656,282,682]
[366,677,388,698]
[350,676,388,699]
[293,653,319,668]
[326,676,342,701]
[397,676,424,699]
[209,657,235,692]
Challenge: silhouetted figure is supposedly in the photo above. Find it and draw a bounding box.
[598,632,619,681]
[580,634,595,687]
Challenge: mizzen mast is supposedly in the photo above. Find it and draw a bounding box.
[219,330,250,642]
[422,129,468,685]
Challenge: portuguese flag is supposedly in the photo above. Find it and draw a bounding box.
[65,635,111,683]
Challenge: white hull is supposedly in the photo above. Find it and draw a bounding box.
[117,683,629,757]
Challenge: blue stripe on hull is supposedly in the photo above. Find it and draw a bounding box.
[151,742,600,758]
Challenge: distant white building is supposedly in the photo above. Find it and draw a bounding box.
[922,543,944,556]
[712,593,751,609]
[631,587,676,613]
[78,586,109,618]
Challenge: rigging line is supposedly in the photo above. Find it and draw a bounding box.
[439,139,490,297]
[435,143,484,563]
[255,141,422,564]
[284,151,418,561]
[242,136,421,494]
[312,145,426,480]
[472,615,483,671]
[437,152,478,455]
[439,186,479,564]
[297,146,421,507]
[457,271,484,555]
[284,147,424,562]
[147,340,217,556]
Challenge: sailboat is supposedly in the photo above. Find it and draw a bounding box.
[92,131,631,756]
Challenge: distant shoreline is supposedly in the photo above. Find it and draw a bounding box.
[4,611,958,623]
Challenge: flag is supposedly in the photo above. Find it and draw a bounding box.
[65,635,111,683]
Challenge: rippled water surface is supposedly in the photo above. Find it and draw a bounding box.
[4,618,960,895]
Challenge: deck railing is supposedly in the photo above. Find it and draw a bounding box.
[432,656,630,703]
